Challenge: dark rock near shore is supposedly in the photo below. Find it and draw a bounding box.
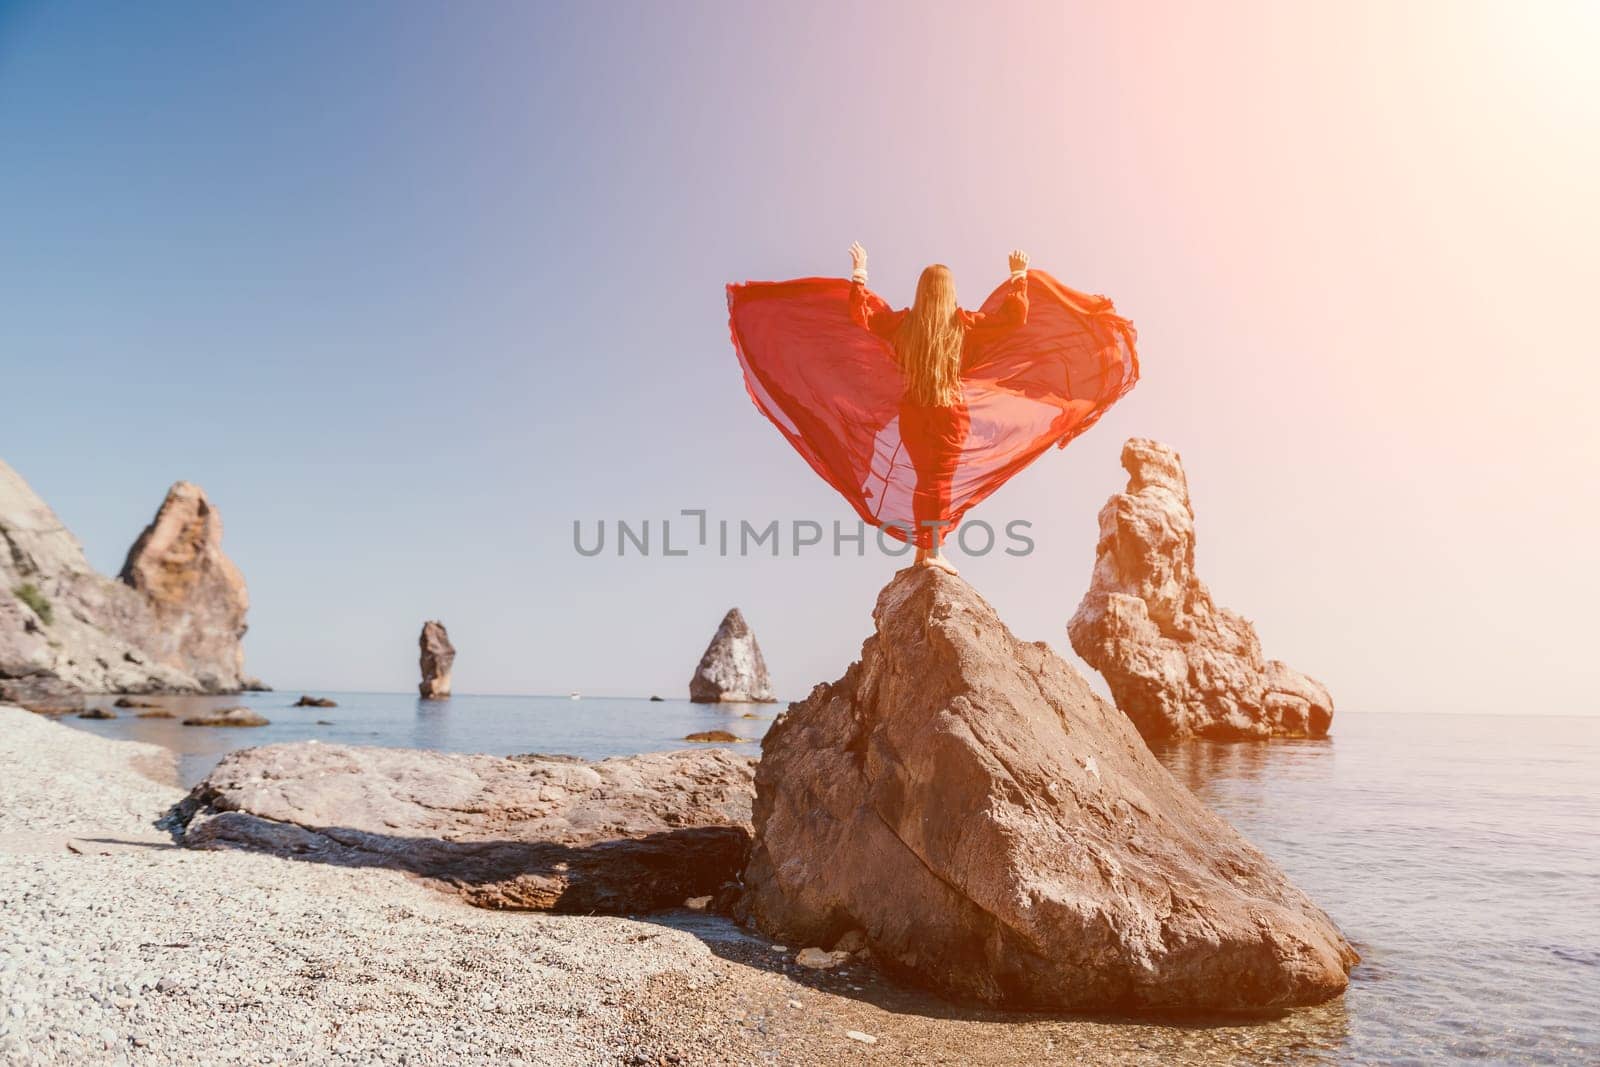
[176,742,756,913]
[182,707,269,727]
[292,695,337,708]
[418,621,454,700]
[741,566,1356,1015]
[1069,438,1335,741]
[114,697,163,709]
[77,706,116,720]
[0,673,86,715]
[689,608,775,703]
[137,709,175,719]
[685,730,740,743]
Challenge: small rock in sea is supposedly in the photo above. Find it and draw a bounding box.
[684,895,711,910]
[292,695,336,708]
[181,707,269,727]
[113,697,162,709]
[795,947,850,970]
[77,707,116,720]
[648,695,665,702]
[136,709,175,719]
[684,730,740,743]
[315,719,334,725]
[845,1031,877,1045]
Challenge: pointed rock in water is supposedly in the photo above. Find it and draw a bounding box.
[119,481,253,691]
[742,566,1356,1014]
[1068,438,1334,741]
[292,695,336,708]
[176,743,756,913]
[418,620,455,699]
[689,608,775,703]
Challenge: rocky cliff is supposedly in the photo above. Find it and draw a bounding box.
[742,566,1355,1014]
[1068,439,1334,741]
[1,459,259,703]
[689,608,775,703]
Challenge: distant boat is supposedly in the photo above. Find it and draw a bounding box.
[569,691,581,700]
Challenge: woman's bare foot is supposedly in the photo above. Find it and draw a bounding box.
[919,552,959,575]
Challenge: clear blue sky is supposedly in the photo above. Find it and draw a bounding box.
[3,2,1596,713]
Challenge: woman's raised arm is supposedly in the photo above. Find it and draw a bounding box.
[968,249,1030,330]
[847,241,901,339]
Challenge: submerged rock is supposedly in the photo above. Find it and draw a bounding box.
[176,742,756,913]
[742,566,1356,1014]
[182,707,269,727]
[684,730,740,743]
[292,695,337,708]
[77,706,116,720]
[1,459,261,694]
[418,620,454,700]
[689,608,775,703]
[1069,438,1335,741]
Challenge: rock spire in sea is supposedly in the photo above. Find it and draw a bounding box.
[418,620,455,700]
[1068,438,1334,741]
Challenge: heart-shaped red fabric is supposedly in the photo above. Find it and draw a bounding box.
[726,269,1140,541]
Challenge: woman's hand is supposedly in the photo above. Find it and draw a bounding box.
[1008,249,1030,274]
[850,241,868,279]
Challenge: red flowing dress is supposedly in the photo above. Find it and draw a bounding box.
[726,269,1139,547]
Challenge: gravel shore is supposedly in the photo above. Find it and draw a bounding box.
[0,705,1345,1065]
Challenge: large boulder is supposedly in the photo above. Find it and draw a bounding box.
[418,620,455,699]
[118,482,253,691]
[689,608,775,703]
[1,459,260,695]
[741,566,1356,1014]
[176,742,756,913]
[1068,439,1334,741]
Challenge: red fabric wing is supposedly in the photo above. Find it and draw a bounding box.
[726,270,1138,540]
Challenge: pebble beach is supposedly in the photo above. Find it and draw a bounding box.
[1,704,1356,1066]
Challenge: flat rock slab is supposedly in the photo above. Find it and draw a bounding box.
[176,742,755,913]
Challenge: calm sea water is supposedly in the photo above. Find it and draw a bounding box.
[63,698,1600,1064]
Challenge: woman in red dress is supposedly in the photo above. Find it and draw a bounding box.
[846,242,1030,573]
[725,246,1137,573]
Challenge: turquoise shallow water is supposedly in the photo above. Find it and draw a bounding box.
[63,699,1600,1063]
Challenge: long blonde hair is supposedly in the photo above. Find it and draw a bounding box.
[894,264,964,407]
